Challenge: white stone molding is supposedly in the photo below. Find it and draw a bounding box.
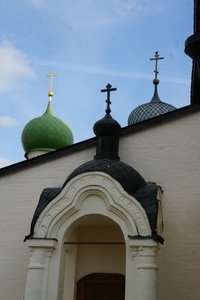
[27,150,49,159]
[126,239,159,300]
[24,239,57,300]
[34,172,151,240]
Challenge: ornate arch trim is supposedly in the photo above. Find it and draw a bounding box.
[34,172,151,239]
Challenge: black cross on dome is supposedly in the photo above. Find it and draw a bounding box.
[101,83,117,114]
[150,51,164,84]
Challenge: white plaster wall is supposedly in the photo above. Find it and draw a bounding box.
[0,110,200,299]
[120,111,200,300]
[76,225,125,279]
[0,147,94,300]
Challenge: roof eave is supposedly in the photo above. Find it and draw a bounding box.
[1,103,200,177]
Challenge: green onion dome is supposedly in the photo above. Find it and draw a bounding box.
[21,101,73,157]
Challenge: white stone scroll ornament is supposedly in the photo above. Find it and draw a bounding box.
[34,172,152,239]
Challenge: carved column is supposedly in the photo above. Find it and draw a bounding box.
[24,239,57,300]
[126,239,159,300]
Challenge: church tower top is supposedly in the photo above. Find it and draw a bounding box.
[128,51,176,125]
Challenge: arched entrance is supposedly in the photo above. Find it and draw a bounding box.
[24,172,159,300]
[76,273,125,300]
[63,214,126,300]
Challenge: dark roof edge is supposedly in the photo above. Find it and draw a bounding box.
[0,103,200,177]
[0,137,96,177]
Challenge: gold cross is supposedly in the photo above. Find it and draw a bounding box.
[47,72,57,100]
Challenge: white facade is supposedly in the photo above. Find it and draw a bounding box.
[0,108,200,299]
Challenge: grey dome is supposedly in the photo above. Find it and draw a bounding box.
[128,84,176,125]
[128,100,176,125]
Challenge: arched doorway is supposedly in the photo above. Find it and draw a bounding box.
[62,214,126,300]
[25,172,158,300]
[76,273,125,300]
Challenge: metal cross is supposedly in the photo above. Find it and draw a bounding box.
[150,51,164,80]
[101,83,117,114]
[47,72,57,100]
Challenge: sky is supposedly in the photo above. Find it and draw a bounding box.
[0,0,193,167]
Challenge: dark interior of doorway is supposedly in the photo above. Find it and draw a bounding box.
[76,273,125,300]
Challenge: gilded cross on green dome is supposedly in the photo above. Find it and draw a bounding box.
[47,72,57,101]
[101,83,117,114]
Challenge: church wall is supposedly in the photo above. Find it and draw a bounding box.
[0,111,200,299]
[0,147,94,300]
[120,111,200,300]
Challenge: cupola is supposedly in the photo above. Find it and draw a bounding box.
[66,83,146,196]
[128,52,176,125]
[21,73,73,159]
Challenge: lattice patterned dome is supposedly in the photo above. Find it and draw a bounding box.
[128,95,176,125]
[128,51,177,125]
[128,51,176,125]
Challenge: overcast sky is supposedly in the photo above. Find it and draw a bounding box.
[0,0,193,167]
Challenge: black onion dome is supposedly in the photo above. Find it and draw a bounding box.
[93,114,121,136]
[65,158,146,196]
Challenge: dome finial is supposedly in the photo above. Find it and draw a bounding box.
[101,83,117,114]
[150,51,164,85]
[149,51,164,102]
[47,72,57,102]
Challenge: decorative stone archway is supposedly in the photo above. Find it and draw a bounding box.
[24,172,159,300]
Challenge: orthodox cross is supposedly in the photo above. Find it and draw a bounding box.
[150,51,164,81]
[47,72,57,100]
[101,83,117,114]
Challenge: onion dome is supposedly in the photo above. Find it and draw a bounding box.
[93,84,121,137]
[93,113,121,137]
[93,87,121,160]
[21,73,73,159]
[93,84,121,160]
[128,52,176,125]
